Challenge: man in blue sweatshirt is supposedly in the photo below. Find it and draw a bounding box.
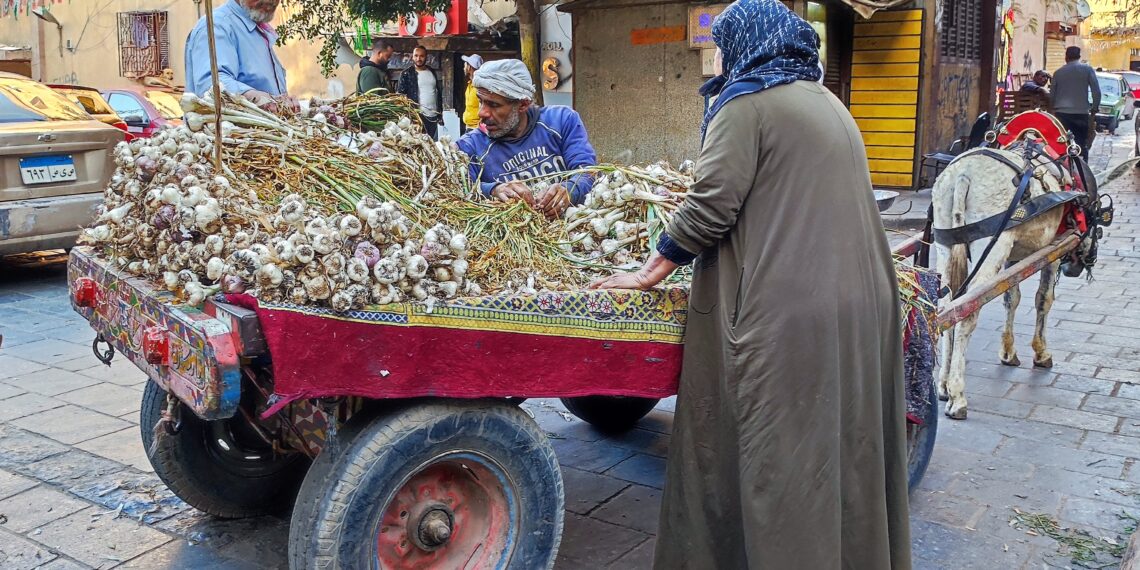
[456,59,597,220]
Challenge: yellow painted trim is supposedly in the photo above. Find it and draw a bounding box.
[851,63,920,78]
[854,36,923,50]
[862,132,917,147]
[850,105,917,119]
[850,91,918,104]
[856,118,916,132]
[854,21,923,37]
[872,172,913,187]
[852,50,921,64]
[867,10,923,22]
[868,158,916,173]
[866,146,916,160]
[852,77,919,91]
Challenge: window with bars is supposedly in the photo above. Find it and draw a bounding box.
[117,11,170,79]
[940,0,983,61]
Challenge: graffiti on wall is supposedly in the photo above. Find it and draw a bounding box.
[934,66,979,148]
[50,71,77,85]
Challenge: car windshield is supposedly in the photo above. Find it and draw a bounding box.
[1098,76,1122,97]
[0,77,92,121]
[57,88,116,115]
[144,90,182,120]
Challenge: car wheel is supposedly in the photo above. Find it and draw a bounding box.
[1109,115,1119,135]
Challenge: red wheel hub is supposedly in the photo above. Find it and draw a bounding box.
[375,455,515,569]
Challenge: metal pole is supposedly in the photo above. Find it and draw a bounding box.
[203,0,224,171]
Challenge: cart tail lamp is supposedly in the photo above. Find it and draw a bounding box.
[143,326,171,366]
[74,278,98,308]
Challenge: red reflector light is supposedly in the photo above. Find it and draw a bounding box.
[74,278,98,307]
[143,326,170,366]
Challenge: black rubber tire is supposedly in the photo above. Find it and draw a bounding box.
[140,380,310,519]
[906,378,939,493]
[560,396,660,433]
[1109,116,1120,135]
[288,399,564,569]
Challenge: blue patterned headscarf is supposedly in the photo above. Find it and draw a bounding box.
[700,0,823,140]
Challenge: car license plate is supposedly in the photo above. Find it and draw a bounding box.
[19,155,77,185]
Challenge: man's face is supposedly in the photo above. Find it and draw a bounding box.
[375,46,393,63]
[413,49,428,69]
[477,89,527,139]
[241,0,279,24]
[1035,73,1049,86]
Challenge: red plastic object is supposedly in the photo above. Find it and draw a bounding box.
[995,111,1070,159]
[143,326,170,366]
[74,278,98,308]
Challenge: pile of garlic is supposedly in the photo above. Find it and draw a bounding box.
[81,123,478,311]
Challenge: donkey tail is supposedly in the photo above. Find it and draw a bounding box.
[946,175,971,298]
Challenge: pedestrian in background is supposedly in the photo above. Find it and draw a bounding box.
[591,0,911,567]
[357,38,394,95]
[397,46,443,140]
[1052,46,1101,160]
[461,54,484,133]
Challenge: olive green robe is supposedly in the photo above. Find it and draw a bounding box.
[654,81,911,569]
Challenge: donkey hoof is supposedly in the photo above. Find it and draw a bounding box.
[937,387,949,402]
[1000,355,1021,367]
[945,406,968,420]
[1034,357,1054,369]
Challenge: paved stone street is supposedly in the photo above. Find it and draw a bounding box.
[0,129,1136,569]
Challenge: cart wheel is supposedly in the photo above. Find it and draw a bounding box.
[906,377,939,492]
[560,396,660,433]
[140,380,309,519]
[289,400,564,569]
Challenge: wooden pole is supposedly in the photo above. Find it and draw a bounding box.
[203,0,224,171]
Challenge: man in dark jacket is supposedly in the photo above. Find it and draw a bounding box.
[357,39,393,94]
[397,45,444,140]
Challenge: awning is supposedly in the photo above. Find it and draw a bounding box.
[837,0,912,19]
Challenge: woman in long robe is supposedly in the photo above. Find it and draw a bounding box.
[591,1,911,567]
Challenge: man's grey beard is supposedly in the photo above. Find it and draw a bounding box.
[242,1,277,23]
[487,107,521,140]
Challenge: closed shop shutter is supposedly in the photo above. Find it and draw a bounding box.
[1045,39,1066,73]
[850,9,924,188]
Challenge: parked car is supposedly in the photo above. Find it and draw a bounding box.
[1094,72,1135,134]
[101,87,183,139]
[0,72,121,256]
[1118,70,1140,100]
[49,85,131,140]
[1134,100,1140,165]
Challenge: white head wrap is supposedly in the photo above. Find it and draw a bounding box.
[472,59,536,101]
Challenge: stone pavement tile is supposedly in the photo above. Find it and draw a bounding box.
[1005,385,1086,409]
[1059,496,1138,537]
[116,540,263,570]
[597,427,670,459]
[32,507,173,568]
[606,537,654,569]
[57,385,141,419]
[0,424,68,469]
[0,394,66,426]
[999,438,1126,478]
[932,415,1006,454]
[1028,466,1140,510]
[74,363,147,388]
[36,558,90,570]
[1071,354,1140,372]
[210,518,290,569]
[0,382,26,400]
[1082,394,1140,420]
[1028,405,1120,432]
[154,511,287,552]
[1049,361,1100,378]
[961,375,1016,399]
[965,393,1034,419]
[74,429,150,473]
[907,490,988,529]
[909,519,1033,569]
[550,436,636,473]
[11,406,131,445]
[654,397,675,413]
[1097,367,1140,384]
[1051,337,1122,357]
[969,411,1085,447]
[0,486,89,533]
[561,467,629,515]
[1053,374,1119,395]
[5,369,100,397]
[117,412,139,425]
[948,475,1062,516]
[0,355,49,380]
[53,358,102,373]
[604,454,666,490]
[1080,432,1140,459]
[21,449,127,486]
[0,330,47,350]
[590,485,661,535]
[966,362,1057,386]
[1048,310,1105,324]
[1120,382,1140,400]
[6,315,76,335]
[9,340,91,366]
[1104,315,1140,330]
[1091,332,1140,350]
[0,469,37,501]
[555,514,649,567]
[634,409,673,436]
[36,326,100,347]
[0,292,35,305]
[0,528,60,570]
[68,473,186,526]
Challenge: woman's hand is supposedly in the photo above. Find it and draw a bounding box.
[589,270,655,291]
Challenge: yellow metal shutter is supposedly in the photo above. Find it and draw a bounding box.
[851,9,924,188]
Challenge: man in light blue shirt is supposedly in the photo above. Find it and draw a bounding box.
[185,0,289,110]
